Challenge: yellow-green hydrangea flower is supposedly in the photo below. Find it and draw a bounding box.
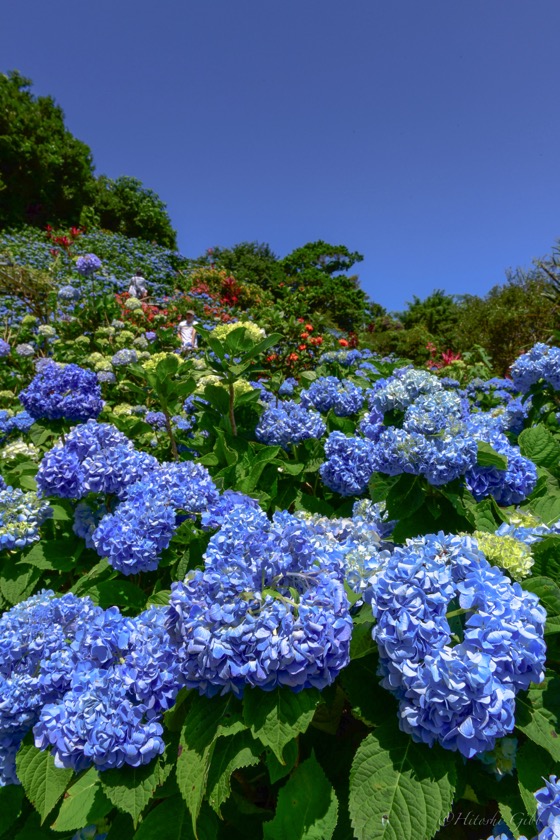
[211,321,265,343]
[474,530,534,580]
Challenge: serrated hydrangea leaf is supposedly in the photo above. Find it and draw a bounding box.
[51,767,107,831]
[515,675,560,761]
[522,575,560,617]
[516,741,556,818]
[339,654,396,728]
[265,740,298,784]
[492,775,536,839]
[476,441,509,470]
[519,425,560,470]
[207,731,261,815]
[132,795,198,840]
[15,743,73,823]
[100,756,170,827]
[146,589,172,606]
[349,620,376,660]
[263,751,338,840]
[177,693,246,833]
[532,488,560,526]
[0,785,24,833]
[348,724,456,840]
[531,535,560,579]
[1,565,40,606]
[243,687,320,762]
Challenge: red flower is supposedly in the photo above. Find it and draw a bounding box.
[297,318,305,323]
[311,336,323,346]
[298,344,307,351]
[305,324,314,332]
[300,332,309,339]
[338,339,349,347]
[287,353,299,362]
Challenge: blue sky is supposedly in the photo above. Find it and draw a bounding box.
[2,1,560,313]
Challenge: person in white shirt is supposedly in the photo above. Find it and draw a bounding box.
[177,310,198,353]
[128,270,148,299]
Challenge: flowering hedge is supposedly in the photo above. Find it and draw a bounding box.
[0,238,559,840]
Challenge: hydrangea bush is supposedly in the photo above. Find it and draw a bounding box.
[1,234,560,840]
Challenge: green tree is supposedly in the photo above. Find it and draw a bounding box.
[209,241,285,291]
[0,71,96,229]
[398,289,461,349]
[280,240,368,330]
[89,175,177,249]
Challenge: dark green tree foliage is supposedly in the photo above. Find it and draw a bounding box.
[399,289,461,348]
[210,241,285,291]
[455,271,557,375]
[0,71,95,230]
[90,175,177,249]
[280,241,368,330]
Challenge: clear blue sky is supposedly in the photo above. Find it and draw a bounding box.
[2,1,560,313]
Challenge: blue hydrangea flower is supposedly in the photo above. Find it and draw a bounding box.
[278,377,298,397]
[319,432,377,496]
[167,508,352,696]
[370,533,547,759]
[57,285,81,302]
[112,349,138,366]
[255,400,326,449]
[76,254,102,277]
[0,487,52,549]
[19,362,103,422]
[300,376,364,416]
[0,339,10,357]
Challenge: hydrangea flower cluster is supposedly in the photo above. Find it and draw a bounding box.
[19,362,103,423]
[370,533,546,758]
[486,774,560,840]
[0,487,51,550]
[0,589,187,783]
[300,376,364,416]
[319,431,377,496]
[57,284,81,302]
[0,339,10,357]
[255,400,326,449]
[36,420,158,500]
[0,409,35,440]
[76,254,102,276]
[474,530,534,580]
[112,348,137,366]
[368,367,442,414]
[91,461,218,574]
[166,507,353,697]
[510,342,560,393]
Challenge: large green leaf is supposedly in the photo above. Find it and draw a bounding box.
[207,731,261,815]
[519,425,560,471]
[176,693,246,833]
[51,767,111,831]
[522,575,560,617]
[243,687,320,762]
[0,785,24,837]
[263,752,338,840]
[531,536,560,581]
[531,487,560,526]
[348,722,457,840]
[515,674,560,761]
[517,741,558,819]
[133,798,218,840]
[100,756,171,827]
[15,743,73,824]
[476,441,508,470]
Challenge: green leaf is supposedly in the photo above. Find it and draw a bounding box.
[243,687,320,762]
[176,693,245,834]
[146,589,172,606]
[348,721,456,840]
[476,441,508,470]
[19,538,82,572]
[522,575,560,617]
[385,474,425,523]
[532,535,560,580]
[207,731,261,815]
[15,743,73,824]
[519,425,560,471]
[349,620,376,660]
[263,752,338,840]
[89,579,147,610]
[265,739,298,784]
[516,674,560,761]
[156,354,180,380]
[0,564,41,605]
[0,785,24,836]
[70,558,114,596]
[517,741,558,819]
[100,756,171,827]
[133,795,195,840]
[51,767,111,831]
[340,654,396,728]
[531,488,560,526]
